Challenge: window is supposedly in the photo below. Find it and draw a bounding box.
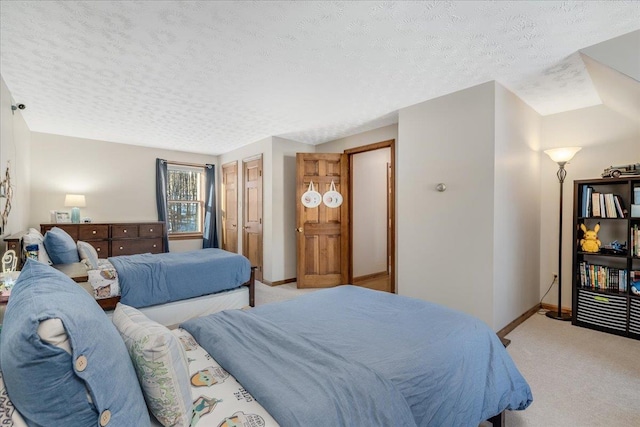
[166,164,205,235]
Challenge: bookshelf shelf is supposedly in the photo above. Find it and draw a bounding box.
[572,176,640,340]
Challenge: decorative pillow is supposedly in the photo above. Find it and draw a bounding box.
[43,227,80,264]
[112,303,193,427]
[22,227,52,265]
[77,240,99,269]
[0,259,149,426]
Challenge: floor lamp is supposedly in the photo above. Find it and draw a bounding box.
[544,147,581,321]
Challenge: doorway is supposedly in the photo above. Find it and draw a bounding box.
[346,140,395,293]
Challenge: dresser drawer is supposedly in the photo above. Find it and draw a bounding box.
[79,225,109,240]
[139,223,163,238]
[111,225,139,239]
[90,241,109,257]
[111,238,162,256]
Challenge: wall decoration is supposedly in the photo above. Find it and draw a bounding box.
[322,180,343,208]
[301,181,322,208]
[1,163,13,232]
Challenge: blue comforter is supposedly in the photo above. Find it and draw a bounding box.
[110,248,250,308]
[182,286,532,426]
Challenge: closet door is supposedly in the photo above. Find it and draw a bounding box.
[243,156,263,282]
[221,161,238,253]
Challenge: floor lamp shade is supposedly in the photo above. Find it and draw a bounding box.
[545,147,581,321]
[64,194,86,224]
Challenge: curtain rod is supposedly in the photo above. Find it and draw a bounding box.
[167,160,208,168]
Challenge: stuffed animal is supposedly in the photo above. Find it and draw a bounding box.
[580,223,601,253]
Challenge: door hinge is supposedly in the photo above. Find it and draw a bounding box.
[259,170,262,177]
[259,218,262,224]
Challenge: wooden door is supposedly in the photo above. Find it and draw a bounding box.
[243,156,263,282]
[296,153,349,288]
[221,162,238,253]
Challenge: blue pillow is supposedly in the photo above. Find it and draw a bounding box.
[43,226,80,264]
[0,259,149,426]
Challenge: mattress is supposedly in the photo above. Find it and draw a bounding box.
[104,286,249,328]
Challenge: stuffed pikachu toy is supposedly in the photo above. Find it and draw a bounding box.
[580,223,601,253]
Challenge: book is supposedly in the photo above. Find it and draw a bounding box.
[585,186,593,216]
[613,195,625,218]
[599,193,606,218]
[592,192,601,217]
[634,187,640,205]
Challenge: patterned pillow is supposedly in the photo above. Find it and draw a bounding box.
[0,259,149,426]
[0,370,27,427]
[112,303,193,427]
[77,240,99,269]
[43,227,80,264]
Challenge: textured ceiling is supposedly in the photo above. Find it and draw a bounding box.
[1,1,639,155]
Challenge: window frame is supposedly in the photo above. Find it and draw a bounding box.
[166,162,206,239]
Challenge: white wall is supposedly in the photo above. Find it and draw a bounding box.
[540,105,640,310]
[397,82,496,327]
[352,148,390,277]
[0,75,31,240]
[493,83,542,329]
[30,132,218,252]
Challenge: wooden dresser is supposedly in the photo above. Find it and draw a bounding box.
[40,222,166,257]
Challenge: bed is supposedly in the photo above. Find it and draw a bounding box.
[0,260,532,427]
[34,226,255,326]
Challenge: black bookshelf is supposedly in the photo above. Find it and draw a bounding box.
[572,176,640,339]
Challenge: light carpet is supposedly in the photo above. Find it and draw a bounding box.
[254,282,640,426]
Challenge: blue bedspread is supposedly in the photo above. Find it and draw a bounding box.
[182,286,532,427]
[109,248,250,308]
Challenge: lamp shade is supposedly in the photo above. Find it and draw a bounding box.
[544,147,582,163]
[64,194,86,208]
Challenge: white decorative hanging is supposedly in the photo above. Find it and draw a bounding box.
[301,181,322,208]
[322,180,343,208]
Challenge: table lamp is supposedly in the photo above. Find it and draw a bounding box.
[64,194,86,224]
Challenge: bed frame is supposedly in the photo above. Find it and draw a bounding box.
[94,266,256,311]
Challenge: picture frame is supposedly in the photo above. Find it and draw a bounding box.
[54,211,71,224]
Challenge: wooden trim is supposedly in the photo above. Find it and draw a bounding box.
[168,233,202,241]
[344,139,394,155]
[261,277,296,287]
[496,303,542,339]
[352,271,388,283]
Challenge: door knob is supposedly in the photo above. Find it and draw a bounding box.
[232,224,237,228]
[243,226,248,230]
[296,227,303,233]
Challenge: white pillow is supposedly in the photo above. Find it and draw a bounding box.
[112,303,193,427]
[77,241,99,269]
[22,228,52,265]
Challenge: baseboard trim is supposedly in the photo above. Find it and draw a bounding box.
[261,278,296,287]
[497,303,541,340]
[352,271,389,283]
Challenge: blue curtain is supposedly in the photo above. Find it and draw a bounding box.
[155,158,169,251]
[203,164,219,249]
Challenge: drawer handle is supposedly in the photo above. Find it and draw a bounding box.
[92,230,97,234]
[119,246,123,250]
[124,229,127,233]
[150,228,153,232]
[153,244,157,248]
[96,248,101,252]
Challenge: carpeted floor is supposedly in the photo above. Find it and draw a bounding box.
[254,282,640,426]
